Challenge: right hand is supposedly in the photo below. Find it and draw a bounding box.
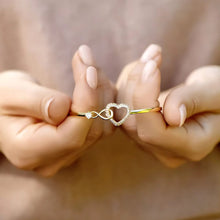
[0,45,115,176]
[117,44,220,168]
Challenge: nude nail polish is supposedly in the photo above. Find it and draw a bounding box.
[179,104,187,127]
[78,45,94,65]
[86,66,98,89]
[45,97,54,122]
[142,60,157,82]
[140,44,162,63]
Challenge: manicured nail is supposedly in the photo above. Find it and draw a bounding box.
[179,104,187,127]
[142,60,157,82]
[45,98,54,121]
[140,44,162,63]
[86,66,98,89]
[78,45,94,65]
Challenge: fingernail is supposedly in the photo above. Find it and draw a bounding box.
[78,45,94,65]
[45,98,54,121]
[140,44,162,63]
[142,60,157,82]
[86,66,98,89]
[179,104,187,127]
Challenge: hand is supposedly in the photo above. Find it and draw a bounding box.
[117,44,220,167]
[0,45,115,176]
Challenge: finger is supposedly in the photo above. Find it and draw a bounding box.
[102,80,117,136]
[74,45,115,138]
[34,146,87,177]
[116,61,137,92]
[124,52,186,156]
[117,44,162,105]
[163,83,220,127]
[52,45,100,150]
[71,45,98,111]
[140,44,162,67]
[179,112,220,161]
[0,78,71,125]
[147,112,220,162]
[116,62,138,134]
[153,152,186,168]
[117,44,162,132]
[34,151,82,177]
[158,88,172,108]
[34,155,73,177]
[88,58,116,137]
[130,62,220,162]
[133,59,166,140]
[163,66,220,127]
[3,46,101,168]
[137,140,187,168]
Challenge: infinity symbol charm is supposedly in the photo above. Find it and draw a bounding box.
[85,109,114,120]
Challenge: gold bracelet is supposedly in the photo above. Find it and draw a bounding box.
[70,103,161,126]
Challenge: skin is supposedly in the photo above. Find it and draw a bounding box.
[0,46,115,177]
[0,44,220,176]
[117,44,220,168]
[1,44,220,220]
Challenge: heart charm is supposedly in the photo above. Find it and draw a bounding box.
[105,103,130,126]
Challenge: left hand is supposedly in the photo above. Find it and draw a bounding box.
[0,45,116,176]
[117,44,220,167]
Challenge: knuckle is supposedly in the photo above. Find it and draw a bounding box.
[185,145,205,162]
[123,118,137,133]
[189,96,200,116]
[65,128,103,150]
[155,154,185,168]
[187,153,204,162]
[186,66,220,85]
[4,144,35,170]
[184,138,213,162]
[122,61,139,81]
[9,145,39,170]
[87,129,102,142]
[59,134,84,150]
[137,129,155,145]
[66,138,84,150]
[12,157,33,170]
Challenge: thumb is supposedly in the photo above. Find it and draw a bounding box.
[164,66,220,127]
[163,82,220,127]
[0,77,71,125]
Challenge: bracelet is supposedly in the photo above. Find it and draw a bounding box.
[70,103,161,126]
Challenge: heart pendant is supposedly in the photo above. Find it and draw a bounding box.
[105,103,130,126]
